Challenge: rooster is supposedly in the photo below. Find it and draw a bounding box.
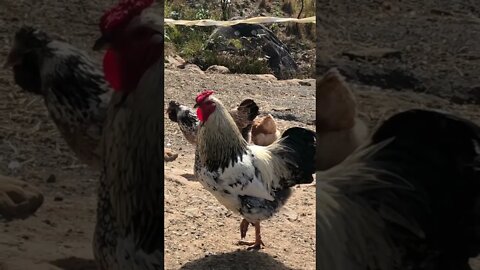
[167,98,259,144]
[3,26,112,169]
[251,114,281,146]
[91,0,163,268]
[194,90,316,250]
[317,109,480,270]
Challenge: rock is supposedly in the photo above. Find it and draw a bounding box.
[253,74,277,81]
[165,55,186,68]
[204,23,298,79]
[164,148,179,162]
[298,80,313,86]
[319,60,423,91]
[183,64,204,75]
[0,175,44,220]
[283,79,314,86]
[7,161,21,171]
[46,174,56,183]
[205,65,230,74]
[342,47,401,60]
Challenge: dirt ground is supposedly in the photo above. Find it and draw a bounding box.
[317,0,480,268]
[0,0,159,270]
[0,0,478,269]
[164,69,316,270]
[317,0,480,103]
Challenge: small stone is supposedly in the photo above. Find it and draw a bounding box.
[46,174,56,183]
[298,80,312,86]
[8,161,21,171]
[343,47,401,60]
[206,65,230,74]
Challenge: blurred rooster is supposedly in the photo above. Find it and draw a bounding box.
[167,98,259,144]
[317,109,480,270]
[3,26,112,169]
[194,90,315,249]
[251,114,281,146]
[91,0,163,268]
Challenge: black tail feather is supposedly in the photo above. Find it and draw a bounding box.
[367,109,480,266]
[166,100,180,122]
[277,127,316,186]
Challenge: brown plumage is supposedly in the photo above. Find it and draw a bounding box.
[316,68,368,170]
[166,98,259,145]
[251,114,281,146]
[229,99,260,142]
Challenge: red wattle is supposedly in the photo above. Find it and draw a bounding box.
[103,48,122,92]
[196,107,204,122]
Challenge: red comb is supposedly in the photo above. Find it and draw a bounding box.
[99,0,154,34]
[196,90,215,104]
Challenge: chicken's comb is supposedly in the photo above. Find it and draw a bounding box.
[99,0,154,34]
[196,90,215,104]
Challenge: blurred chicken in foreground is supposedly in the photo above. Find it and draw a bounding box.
[317,109,480,270]
[92,0,164,268]
[4,26,112,169]
[316,68,368,170]
[194,90,315,250]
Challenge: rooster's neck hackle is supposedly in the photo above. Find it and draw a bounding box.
[198,97,248,171]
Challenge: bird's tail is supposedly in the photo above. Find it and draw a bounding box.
[166,100,180,122]
[271,127,316,186]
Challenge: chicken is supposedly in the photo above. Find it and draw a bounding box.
[194,90,316,250]
[317,109,480,270]
[3,26,112,169]
[316,68,368,170]
[91,0,163,268]
[167,98,259,144]
[251,114,281,146]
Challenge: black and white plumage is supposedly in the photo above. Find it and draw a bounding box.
[4,26,112,169]
[92,0,164,268]
[166,101,199,145]
[317,109,480,270]
[166,98,259,145]
[194,91,315,249]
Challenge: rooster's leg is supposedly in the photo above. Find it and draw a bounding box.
[237,219,254,245]
[240,218,249,239]
[246,222,265,250]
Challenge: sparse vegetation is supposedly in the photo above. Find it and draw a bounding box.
[164,0,315,78]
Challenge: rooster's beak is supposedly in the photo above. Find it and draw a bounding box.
[92,35,109,51]
[193,104,199,108]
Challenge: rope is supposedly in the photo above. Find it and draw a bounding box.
[164,16,316,26]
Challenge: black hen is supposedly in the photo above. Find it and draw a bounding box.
[317,109,480,270]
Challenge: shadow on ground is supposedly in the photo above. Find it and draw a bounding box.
[180,250,295,270]
[50,257,96,270]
